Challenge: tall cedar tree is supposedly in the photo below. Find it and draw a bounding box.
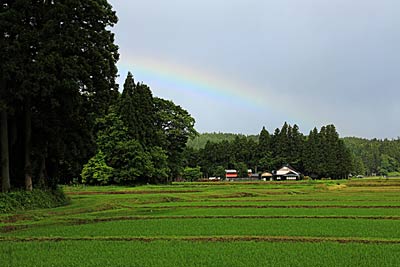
[257,127,272,172]
[118,71,136,136]
[303,128,320,177]
[258,127,271,155]
[289,124,304,170]
[118,73,159,147]
[132,83,159,147]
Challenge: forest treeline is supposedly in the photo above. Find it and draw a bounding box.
[184,125,400,179]
[343,137,400,177]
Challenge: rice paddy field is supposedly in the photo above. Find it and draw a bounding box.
[1,178,400,266]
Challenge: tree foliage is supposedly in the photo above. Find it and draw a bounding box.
[182,166,202,181]
[79,73,196,185]
[343,137,400,176]
[154,97,198,179]
[302,125,352,179]
[187,132,258,150]
[81,151,113,185]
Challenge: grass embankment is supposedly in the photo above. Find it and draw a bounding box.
[0,188,69,214]
[1,178,399,266]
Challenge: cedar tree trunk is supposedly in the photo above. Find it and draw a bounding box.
[38,154,47,188]
[1,109,10,192]
[24,102,33,191]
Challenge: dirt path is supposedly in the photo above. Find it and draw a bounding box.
[1,235,399,244]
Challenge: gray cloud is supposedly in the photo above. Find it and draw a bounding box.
[109,0,400,138]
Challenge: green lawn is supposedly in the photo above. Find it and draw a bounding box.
[1,178,399,266]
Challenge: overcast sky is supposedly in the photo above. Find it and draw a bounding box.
[108,0,400,139]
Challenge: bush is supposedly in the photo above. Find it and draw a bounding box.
[387,172,400,177]
[81,150,114,185]
[182,166,202,181]
[0,187,69,214]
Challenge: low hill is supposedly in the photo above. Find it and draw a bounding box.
[187,132,259,150]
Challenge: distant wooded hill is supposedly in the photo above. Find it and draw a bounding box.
[342,137,400,177]
[187,133,258,150]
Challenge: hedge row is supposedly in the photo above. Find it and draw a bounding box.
[0,188,69,214]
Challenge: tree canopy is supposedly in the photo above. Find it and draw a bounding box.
[80,73,197,185]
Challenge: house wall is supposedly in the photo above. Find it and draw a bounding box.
[273,175,299,181]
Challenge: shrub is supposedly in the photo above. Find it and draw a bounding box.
[182,166,202,181]
[0,194,21,213]
[387,172,400,177]
[81,150,114,185]
[0,187,69,214]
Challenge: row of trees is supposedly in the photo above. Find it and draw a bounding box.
[1,1,119,192]
[0,1,196,191]
[184,123,354,179]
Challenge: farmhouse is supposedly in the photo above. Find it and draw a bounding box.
[225,169,238,179]
[273,165,301,181]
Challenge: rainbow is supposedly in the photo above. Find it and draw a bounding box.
[116,56,310,129]
[117,57,272,109]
